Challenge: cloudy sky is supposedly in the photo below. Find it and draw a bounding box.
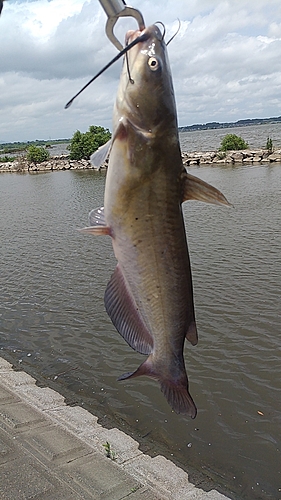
[1,0,281,142]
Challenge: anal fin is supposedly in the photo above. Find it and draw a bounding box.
[105,265,153,355]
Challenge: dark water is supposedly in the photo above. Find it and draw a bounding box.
[0,159,280,499]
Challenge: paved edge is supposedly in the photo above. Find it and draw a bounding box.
[0,356,230,500]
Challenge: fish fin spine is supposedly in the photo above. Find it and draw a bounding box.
[78,226,111,236]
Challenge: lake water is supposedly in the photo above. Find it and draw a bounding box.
[46,122,281,155]
[179,122,281,152]
[0,132,280,499]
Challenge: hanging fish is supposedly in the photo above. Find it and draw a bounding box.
[79,24,230,417]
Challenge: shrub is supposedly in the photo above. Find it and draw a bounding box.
[0,155,16,163]
[69,125,111,160]
[26,145,50,164]
[266,137,273,153]
[219,134,248,151]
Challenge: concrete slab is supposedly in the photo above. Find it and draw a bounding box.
[0,401,46,430]
[26,425,91,462]
[0,357,232,500]
[63,453,138,499]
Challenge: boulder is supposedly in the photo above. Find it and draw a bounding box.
[267,151,281,162]
[230,152,244,162]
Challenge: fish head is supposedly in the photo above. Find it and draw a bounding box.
[115,24,177,134]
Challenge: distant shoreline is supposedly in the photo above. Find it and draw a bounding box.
[179,116,281,132]
[1,116,281,149]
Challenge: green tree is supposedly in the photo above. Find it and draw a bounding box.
[219,134,248,151]
[69,125,111,160]
[26,145,50,164]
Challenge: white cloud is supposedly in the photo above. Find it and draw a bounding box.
[1,0,281,141]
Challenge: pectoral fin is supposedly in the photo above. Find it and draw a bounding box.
[78,206,111,235]
[104,265,154,355]
[88,206,106,226]
[90,139,112,169]
[181,171,230,206]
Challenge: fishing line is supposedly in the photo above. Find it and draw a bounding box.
[166,19,181,45]
[65,32,149,109]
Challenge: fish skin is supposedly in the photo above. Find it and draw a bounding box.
[86,24,230,417]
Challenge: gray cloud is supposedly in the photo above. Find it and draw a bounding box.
[1,0,281,141]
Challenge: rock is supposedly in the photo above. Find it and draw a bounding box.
[267,151,281,162]
[230,152,244,162]
[1,148,280,174]
[253,156,262,162]
[261,158,270,163]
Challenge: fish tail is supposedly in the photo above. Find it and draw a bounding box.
[118,357,197,418]
[159,378,197,418]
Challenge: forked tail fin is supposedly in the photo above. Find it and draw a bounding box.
[118,357,197,418]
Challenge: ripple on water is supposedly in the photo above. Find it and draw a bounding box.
[0,164,280,500]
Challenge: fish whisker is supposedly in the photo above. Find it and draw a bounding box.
[155,21,166,40]
[166,19,181,45]
[65,32,149,108]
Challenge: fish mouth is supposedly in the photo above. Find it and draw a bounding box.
[125,24,163,46]
[125,29,142,44]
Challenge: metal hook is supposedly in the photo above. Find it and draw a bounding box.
[99,0,145,51]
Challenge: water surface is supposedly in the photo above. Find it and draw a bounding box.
[0,159,280,499]
[179,122,281,151]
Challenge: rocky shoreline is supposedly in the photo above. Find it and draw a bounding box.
[1,149,281,173]
[0,155,98,173]
[182,148,281,166]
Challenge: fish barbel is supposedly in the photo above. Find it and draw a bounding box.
[83,24,230,417]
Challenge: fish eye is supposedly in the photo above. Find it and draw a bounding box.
[148,57,160,71]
